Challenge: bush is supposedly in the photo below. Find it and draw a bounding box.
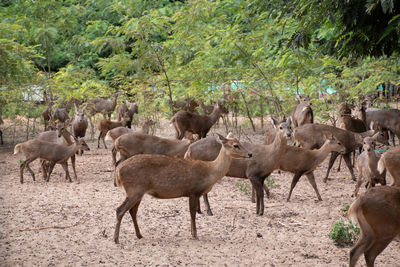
[329,220,360,247]
[235,181,252,195]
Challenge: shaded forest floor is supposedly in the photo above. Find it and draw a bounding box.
[1,119,399,266]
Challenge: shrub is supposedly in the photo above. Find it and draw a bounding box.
[329,220,360,247]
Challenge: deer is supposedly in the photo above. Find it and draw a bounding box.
[348,186,400,267]
[171,102,228,140]
[105,119,156,165]
[42,98,82,130]
[184,118,291,216]
[199,100,215,115]
[377,146,400,187]
[97,113,130,149]
[86,92,120,139]
[14,137,90,184]
[291,94,313,127]
[113,133,252,243]
[278,133,347,202]
[294,123,381,183]
[353,136,387,198]
[116,101,139,129]
[171,98,199,113]
[72,104,88,155]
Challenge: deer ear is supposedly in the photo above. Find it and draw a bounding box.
[216,133,227,144]
[226,132,234,138]
[271,117,278,128]
[286,117,291,126]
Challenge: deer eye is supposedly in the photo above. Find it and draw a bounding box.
[233,145,239,148]
[279,126,283,130]
[338,142,341,145]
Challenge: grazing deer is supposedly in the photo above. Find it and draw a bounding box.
[348,186,400,267]
[171,102,228,140]
[113,134,252,243]
[14,138,89,183]
[291,95,313,127]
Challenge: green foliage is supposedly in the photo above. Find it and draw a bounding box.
[329,220,360,247]
[266,176,279,189]
[341,203,350,214]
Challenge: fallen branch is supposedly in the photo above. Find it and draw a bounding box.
[19,216,87,232]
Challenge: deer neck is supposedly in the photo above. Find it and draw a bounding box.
[312,141,333,166]
[270,132,288,168]
[209,144,233,181]
[62,130,73,145]
[209,106,221,125]
[111,95,118,109]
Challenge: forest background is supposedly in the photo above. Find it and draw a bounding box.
[1,0,400,130]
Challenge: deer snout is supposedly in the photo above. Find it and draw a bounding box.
[247,153,252,158]
[367,148,371,152]
[286,133,291,138]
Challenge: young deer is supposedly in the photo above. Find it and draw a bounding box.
[377,146,400,186]
[348,186,400,267]
[278,133,346,201]
[113,134,252,243]
[14,138,90,183]
[185,119,291,215]
[97,114,129,149]
[353,137,386,198]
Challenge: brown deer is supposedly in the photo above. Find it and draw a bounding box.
[291,95,313,127]
[184,119,291,216]
[87,92,120,139]
[278,133,346,201]
[97,113,129,149]
[378,146,400,186]
[104,119,156,165]
[171,102,228,140]
[116,101,139,128]
[353,137,387,197]
[72,104,88,155]
[348,186,400,267]
[14,138,90,183]
[294,123,364,182]
[113,134,252,243]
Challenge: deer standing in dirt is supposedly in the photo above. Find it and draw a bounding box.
[72,104,88,155]
[116,101,139,129]
[185,118,291,216]
[171,102,228,140]
[97,113,130,149]
[377,146,400,186]
[14,138,89,183]
[113,134,252,243]
[348,186,400,267]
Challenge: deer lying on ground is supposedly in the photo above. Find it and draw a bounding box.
[185,118,291,216]
[378,146,400,186]
[14,138,90,183]
[116,101,139,128]
[353,137,387,198]
[348,186,400,267]
[278,133,346,201]
[294,123,386,183]
[105,119,156,165]
[97,114,129,149]
[87,92,120,139]
[171,102,228,140]
[72,104,88,156]
[291,95,313,127]
[113,134,252,243]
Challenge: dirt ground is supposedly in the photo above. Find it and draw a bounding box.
[1,119,399,267]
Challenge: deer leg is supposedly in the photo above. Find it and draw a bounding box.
[337,155,342,172]
[20,157,36,184]
[102,133,107,149]
[40,160,48,180]
[353,171,363,198]
[364,238,393,267]
[343,153,356,181]
[128,199,143,239]
[111,146,117,166]
[287,172,303,202]
[263,183,270,198]
[70,155,78,182]
[349,233,372,267]
[249,177,265,215]
[323,152,340,183]
[202,194,213,216]
[60,162,72,183]
[89,117,94,141]
[196,198,202,214]
[46,162,57,182]
[26,163,36,182]
[305,172,322,201]
[97,132,102,148]
[251,186,256,203]
[114,195,143,244]
[189,195,199,239]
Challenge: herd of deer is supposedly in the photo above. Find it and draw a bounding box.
[10,93,400,267]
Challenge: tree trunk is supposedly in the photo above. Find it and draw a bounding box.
[240,92,255,132]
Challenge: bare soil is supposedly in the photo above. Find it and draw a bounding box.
[1,119,399,267]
